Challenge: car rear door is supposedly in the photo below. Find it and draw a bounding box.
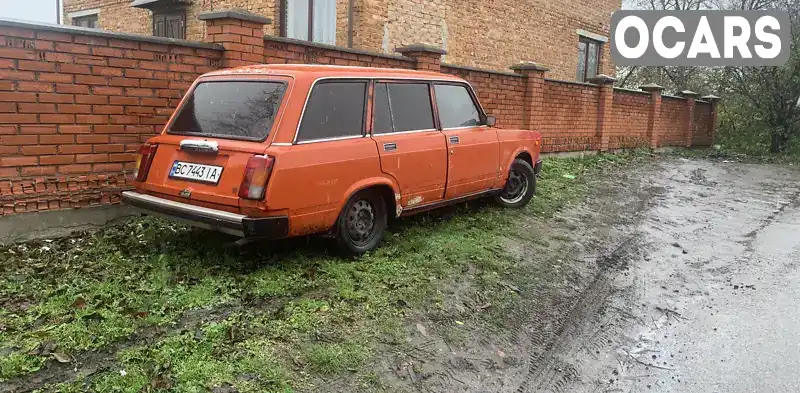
[262,79,380,235]
[370,81,448,208]
[434,83,499,199]
[142,77,289,208]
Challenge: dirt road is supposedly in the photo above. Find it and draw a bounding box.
[381,156,800,393]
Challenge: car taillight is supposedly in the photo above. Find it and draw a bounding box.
[239,155,275,200]
[135,143,158,182]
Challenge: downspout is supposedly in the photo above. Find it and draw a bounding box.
[347,0,354,48]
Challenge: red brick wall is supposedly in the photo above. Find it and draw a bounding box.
[263,37,415,69]
[538,80,600,152]
[609,89,650,150]
[659,97,686,147]
[441,65,526,130]
[0,22,222,215]
[0,18,716,219]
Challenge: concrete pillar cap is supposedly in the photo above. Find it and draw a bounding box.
[701,94,721,101]
[640,83,665,92]
[588,74,616,85]
[394,44,447,55]
[197,9,272,25]
[510,61,550,72]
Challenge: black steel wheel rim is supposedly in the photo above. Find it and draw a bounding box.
[346,199,376,246]
[500,169,528,203]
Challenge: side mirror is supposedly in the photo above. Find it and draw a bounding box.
[485,116,496,127]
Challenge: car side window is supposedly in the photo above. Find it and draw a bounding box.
[296,80,366,142]
[373,82,434,134]
[434,84,482,129]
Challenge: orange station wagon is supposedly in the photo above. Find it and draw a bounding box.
[122,64,543,254]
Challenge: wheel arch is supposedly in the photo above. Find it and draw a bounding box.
[502,147,533,179]
[339,176,401,219]
[515,150,533,168]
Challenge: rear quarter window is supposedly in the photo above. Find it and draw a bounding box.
[169,81,286,141]
[296,80,367,143]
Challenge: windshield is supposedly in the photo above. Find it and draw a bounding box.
[168,81,286,141]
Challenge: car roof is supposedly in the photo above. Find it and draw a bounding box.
[202,64,467,82]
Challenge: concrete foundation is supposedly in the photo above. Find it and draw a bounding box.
[0,204,137,245]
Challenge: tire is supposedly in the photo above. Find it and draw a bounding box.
[494,158,536,208]
[335,189,387,255]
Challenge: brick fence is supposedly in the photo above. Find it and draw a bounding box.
[0,11,718,218]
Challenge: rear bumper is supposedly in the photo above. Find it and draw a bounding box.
[534,159,543,176]
[121,191,288,239]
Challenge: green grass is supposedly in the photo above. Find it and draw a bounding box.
[1,151,647,391]
[303,342,367,375]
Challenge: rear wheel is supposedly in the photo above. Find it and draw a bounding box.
[494,158,536,208]
[335,189,387,255]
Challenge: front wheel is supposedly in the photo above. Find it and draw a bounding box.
[494,159,536,208]
[335,190,387,255]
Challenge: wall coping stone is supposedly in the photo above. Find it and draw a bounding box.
[0,18,224,50]
[197,10,272,24]
[264,35,414,62]
[679,90,700,98]
[443,63,523,78]
[613,86,652,95]
[395,43,447,55]
[662,94,688,100]
[544,78,597,88]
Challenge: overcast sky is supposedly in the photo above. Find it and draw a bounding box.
[1,0,60,23]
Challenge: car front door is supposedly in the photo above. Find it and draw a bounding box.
[435,83,499,199]
[370,81,448,209]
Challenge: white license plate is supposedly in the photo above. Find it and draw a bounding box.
[169,161,223,184]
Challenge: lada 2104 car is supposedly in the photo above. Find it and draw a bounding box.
[122,64,543,254]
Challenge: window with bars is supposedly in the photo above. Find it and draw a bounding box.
[72,14,98,28]
[576,37,601,82]
[153,11,186,40]
[281,0,336,45]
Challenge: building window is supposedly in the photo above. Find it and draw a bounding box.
[153,11,186,39]
[281,0,336,45]
[576,37,601,82]
[72,14,98,28]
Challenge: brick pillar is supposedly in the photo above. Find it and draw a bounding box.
[510,61,549,130]
[198,10,272,68]
[588,74,616,152]
[641,83,664,149]
[395,44,446,72]
[701,94,721,145]
[679,90,700,148]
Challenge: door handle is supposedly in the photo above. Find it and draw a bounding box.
[449,136,460,144]
[383,142,397,152]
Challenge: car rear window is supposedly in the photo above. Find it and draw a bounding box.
[168,81,286,141]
